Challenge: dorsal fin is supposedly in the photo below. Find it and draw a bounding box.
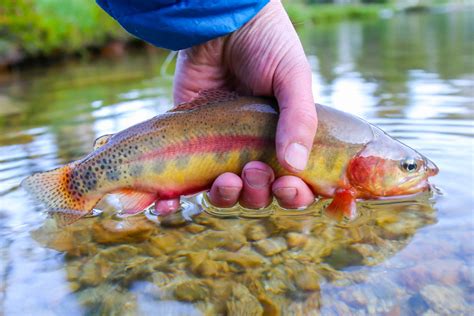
[93,134,113,150]
[171,89,239,112]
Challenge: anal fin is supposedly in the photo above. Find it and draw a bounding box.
[114,189,157,216]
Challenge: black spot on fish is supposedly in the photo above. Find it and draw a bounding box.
[106,169,120,181]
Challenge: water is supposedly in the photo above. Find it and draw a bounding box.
[0,10,473,315]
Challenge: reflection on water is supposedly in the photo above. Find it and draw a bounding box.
[0,10,473,315]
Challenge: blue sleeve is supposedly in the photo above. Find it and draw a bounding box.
[97,0,270,51]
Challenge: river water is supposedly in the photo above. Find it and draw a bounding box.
[0,9,472,315]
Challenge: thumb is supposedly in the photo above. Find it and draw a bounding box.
[273,58,317,173]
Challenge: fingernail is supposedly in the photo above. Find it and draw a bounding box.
[244,168,272,188]
[274,187,297,201]
[285,143,309,171]
[217,186,241,201]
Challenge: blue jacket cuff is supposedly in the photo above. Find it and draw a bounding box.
[97,0,270,50]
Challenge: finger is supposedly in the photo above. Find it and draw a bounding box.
[272,176,315,209]
[208,172,243,208]
[155,198,181,216]
[239,161,275,209]
[273,48,317,173]
[173,43,228,105]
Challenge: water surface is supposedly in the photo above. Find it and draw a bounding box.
[0,10,472,315]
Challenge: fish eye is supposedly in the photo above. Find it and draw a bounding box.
[400,158,418,173]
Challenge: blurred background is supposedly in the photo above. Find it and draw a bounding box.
[0,0,470,67]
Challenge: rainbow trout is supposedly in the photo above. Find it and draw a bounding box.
[22,90,438,224]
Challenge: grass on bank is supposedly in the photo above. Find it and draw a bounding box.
[0,1,396,65]
[285,3,389,25]
[0,0,128,64]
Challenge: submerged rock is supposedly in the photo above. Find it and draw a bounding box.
[196,259,230,277]
[245,223,270,241]
[226,284,263,316]
[174,280,210,302]
[258,295,281,316]
[420,284,468,314]
[148,232,183,254]
[214,252,264,270]
[254,237,287,256]
[286,232,309,248]
[92,217,155,244]
[185,223,207,234]
[190,230,246,251]
[293,268,321,292]
[160,212,188,227]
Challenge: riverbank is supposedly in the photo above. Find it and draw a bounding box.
[0,1,463,69]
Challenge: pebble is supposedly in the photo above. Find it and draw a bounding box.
[226,284,263,316]
[92,218,154,244]
[293,268,321,291]
[191,230,246,251]
[194,259,230,277]
[258,295,280,316]
[420,284,468,314]
[185,223,207,234]
[159,212,188,227]
[212,251,264,269]
[174,280,210,302]
[245,224,270,241]
[286,232,309,248]
[254,237,288,256]
[149,232,182,254]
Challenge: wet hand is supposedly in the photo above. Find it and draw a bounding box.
[157,0,317,214]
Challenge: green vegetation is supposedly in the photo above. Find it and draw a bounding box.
[0,0,456,65]
[285,3,389,24]
[0,0,129,63]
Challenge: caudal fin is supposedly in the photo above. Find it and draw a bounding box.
[21,163,101,225]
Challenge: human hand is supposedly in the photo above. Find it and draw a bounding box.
[157,0,317,214]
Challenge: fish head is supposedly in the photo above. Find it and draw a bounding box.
[347,132,438,198]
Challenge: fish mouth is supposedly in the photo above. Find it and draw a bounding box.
[425,158,439,177]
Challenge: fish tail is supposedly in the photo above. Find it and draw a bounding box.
[21,163,101,225]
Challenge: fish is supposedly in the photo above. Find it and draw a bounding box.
[22,90,438,224]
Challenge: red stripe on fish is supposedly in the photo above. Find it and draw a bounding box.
[139,135,273,160]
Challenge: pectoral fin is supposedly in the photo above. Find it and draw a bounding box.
[114,189,157,216]
[325,189,357,220]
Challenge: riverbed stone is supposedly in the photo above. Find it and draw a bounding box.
[190,230,246,251]
[174,280,210,302]
[92,218,155,244]
[211,251,264,270]
[159,212,188,227]
[226,284,263,316]
[254,237,287,256]
[245,224,270,241]
[185,223,207,234]
[420,284,468,314]
[293,268,321,292]
[149,232,183,254]
[286,232,309,248]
